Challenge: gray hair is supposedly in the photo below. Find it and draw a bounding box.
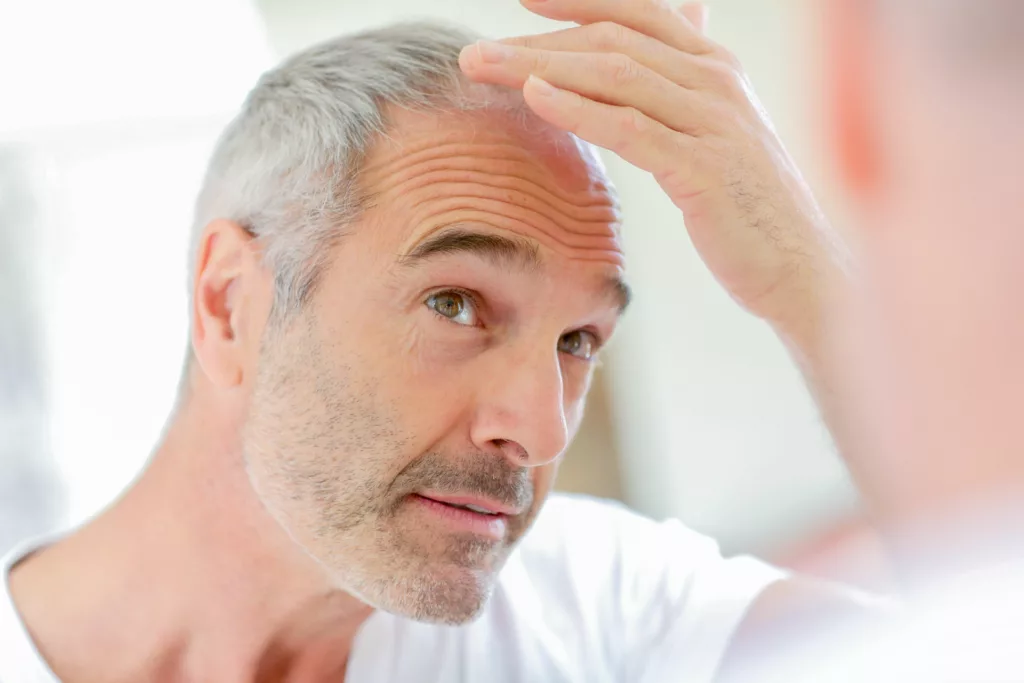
[189,21,528,325]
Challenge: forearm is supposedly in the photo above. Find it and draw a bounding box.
[763,222,857,468]
[769,245,1024,581]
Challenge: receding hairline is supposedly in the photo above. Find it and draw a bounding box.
[176,20,619,400]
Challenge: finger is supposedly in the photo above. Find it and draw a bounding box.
[517,0,714,56]
[522,75,700,199]
[461,43,708,135]
[490,24,726,93]
[679,2,709,34]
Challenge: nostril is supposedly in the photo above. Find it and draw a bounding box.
[494,439,529,463]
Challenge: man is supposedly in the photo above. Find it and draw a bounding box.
[0,2,855,681]
[827,0,1024,562]
[717,0,1024,680]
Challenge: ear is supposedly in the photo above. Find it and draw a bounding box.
[190,219,269,390]
[824,0,882,200]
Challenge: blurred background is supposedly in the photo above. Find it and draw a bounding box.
[0,0,888,588]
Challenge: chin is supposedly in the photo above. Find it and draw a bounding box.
[309,515,513,624]
[353,561,497,625]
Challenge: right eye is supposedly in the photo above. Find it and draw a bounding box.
[425,290,479,327]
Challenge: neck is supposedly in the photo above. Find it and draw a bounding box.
[8,390,373,682]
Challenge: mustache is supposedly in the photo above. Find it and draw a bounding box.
[389,451,534,514]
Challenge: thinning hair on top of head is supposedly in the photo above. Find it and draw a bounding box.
[189,21,528,326]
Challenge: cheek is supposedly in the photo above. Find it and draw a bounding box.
[317,303,478,461]
[398,315,487,370]
[375,346,475,452]
[388,315,498,415]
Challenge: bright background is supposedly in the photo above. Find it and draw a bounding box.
[0,0,882,584]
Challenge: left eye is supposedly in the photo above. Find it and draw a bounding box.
[558,330,599,361]
[425,291,478,326]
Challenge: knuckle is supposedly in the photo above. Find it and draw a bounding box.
[509,35,535,50]
[705,60,744,95]
[531,49,553,75]
[604,54,643,88]
[618,106,650,141]
[590,21,628,51]
[670,133,696,164]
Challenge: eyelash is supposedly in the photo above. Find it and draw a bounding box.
[580,327,606,349]
[426,288,608,357]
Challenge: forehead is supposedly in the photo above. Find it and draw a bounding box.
[365,105,613,191]
[355,106,625,269]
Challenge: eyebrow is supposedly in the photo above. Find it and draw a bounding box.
[402,227,542,271]
[606,275,632,315]
[401,226,632,314]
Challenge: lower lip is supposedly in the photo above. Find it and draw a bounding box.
[409,495,508,540]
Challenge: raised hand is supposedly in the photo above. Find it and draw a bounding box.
[459,0,842,325]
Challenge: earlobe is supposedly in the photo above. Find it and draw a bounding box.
[190,220,258,389]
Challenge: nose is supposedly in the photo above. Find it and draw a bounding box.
[470,347,570,468]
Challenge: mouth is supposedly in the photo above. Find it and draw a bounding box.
[417,492,521,516]
[408,493,520,540]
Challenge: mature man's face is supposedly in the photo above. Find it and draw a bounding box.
[241,107,626,623]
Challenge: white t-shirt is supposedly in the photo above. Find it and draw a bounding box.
[0,494,783,683]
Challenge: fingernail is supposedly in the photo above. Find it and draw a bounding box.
[476,40,513,64]
[527,74,557,97]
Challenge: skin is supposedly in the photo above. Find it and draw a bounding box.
[460,0,870,666]
[8,0,876,680]
[240,107,627,624]
[460,0,853,458]
[9,106,627,681]
[717,2,1024,676]
[825,0,1024,564]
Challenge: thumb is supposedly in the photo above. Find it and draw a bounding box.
[679,2,709,33]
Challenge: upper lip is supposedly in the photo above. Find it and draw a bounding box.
[417,492,523,516]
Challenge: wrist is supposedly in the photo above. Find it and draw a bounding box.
[762,233,849,357]
[762,267,828,354]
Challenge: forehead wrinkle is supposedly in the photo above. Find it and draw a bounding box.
[362,140,616,206]
[383,162,619,227]
[400,177,620,238]
[357,112,624,268]
[404,199,623,260]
